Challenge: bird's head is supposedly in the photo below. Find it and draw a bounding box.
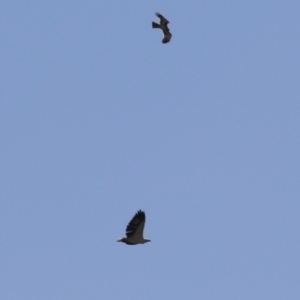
[117,237,126,243]
[143,239,151,244]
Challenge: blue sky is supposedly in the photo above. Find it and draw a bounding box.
[1,1,300,299]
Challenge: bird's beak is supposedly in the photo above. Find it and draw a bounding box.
[117,238,122,242]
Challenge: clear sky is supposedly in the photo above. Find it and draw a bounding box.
[1,1,300,299]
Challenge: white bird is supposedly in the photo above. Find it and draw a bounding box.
[117,210,151,245]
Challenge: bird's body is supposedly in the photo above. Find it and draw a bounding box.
[152,12,172,43]
[117,210,151,245]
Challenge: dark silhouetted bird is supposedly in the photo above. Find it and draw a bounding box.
[152,12,172,44]
[117,210,151,245]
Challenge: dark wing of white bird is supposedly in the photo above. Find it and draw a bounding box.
[126,210,146,239]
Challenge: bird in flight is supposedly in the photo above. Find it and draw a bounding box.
[117,210,151,245]
[152,12,172,44]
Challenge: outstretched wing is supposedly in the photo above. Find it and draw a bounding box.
[156,12,169,25]
[126,210,146,239]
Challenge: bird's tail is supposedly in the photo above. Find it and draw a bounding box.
[152,22,161,29]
